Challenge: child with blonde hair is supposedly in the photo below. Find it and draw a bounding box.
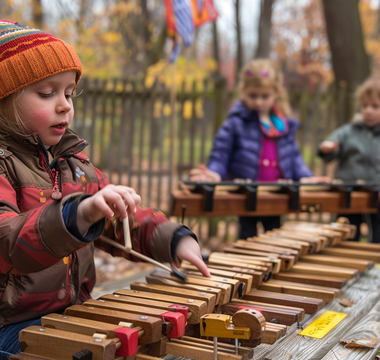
[0,20,209,357]
[319,76,380,242]
[190,59,328,239]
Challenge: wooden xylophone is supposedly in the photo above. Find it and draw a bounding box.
[12,220,380,360]
[170,181,380,216]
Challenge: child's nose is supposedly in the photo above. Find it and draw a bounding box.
[56,96,72,113]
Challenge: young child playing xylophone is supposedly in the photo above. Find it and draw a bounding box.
[190,59,329,239]
[0,20,210,358]
[319,76,380,243]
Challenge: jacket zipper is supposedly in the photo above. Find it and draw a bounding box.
[34,134,88,192]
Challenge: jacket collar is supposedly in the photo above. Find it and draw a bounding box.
[353,120,380,134]
[229,101,257,121]
[2,129,88,165]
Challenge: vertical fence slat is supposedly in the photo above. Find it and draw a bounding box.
[137,82,148,195]
[189,80,197,170]
[89,79,99,161]
[126,81,137,187]
[117,79,128,185]
[99,79,109,171]
[157,83,167,209]
[200,79,209,165]
[147,80,159,207]
[177,81,186,180]
[107,79,118,180]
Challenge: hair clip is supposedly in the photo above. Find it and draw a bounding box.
[245,70,253,77]
[261,71,269,77]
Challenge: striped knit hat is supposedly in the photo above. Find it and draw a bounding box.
[0,20,82,100]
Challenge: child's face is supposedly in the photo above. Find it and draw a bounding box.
[240,85,277,113]
[16,71,77,146]
[361,96,380,128]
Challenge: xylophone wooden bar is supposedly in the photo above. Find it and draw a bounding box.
[129,283,217,313]
[272,272,347,289]
[64,305,163,345]
[179,264,254,292]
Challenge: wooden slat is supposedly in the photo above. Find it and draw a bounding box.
[243,290,325,314]
[223,246,293,271]
[300,254,373,272]
[258,279,340,303]
[130,283,217,313]
[250,235,311,255]
[110,290,207,324]
[180,263,253,292]
[223,300,304,326]
[170,190,378,217]
[291,262,359,280]
[19,326,116,360]
[145,275,224,309]
[320,247,380,263]
[148,269,241,301]
[205,264,265,288]
[272,272,347,289]
[64,304,162,345]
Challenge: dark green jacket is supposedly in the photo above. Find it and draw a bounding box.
[318,121,380,182]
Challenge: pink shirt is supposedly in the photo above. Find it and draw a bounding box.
[257,136,282,181]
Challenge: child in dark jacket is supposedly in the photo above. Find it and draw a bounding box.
[0,20,209,356]
[190,59,329,239]
[319,76,380,242]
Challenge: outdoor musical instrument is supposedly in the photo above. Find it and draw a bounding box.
[14,218,380,360]
[170,180,380,216]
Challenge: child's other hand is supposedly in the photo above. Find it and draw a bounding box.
[172,236,211,277]
[77,185,141,235]
[319,140,339,154]
[189,164,221,182]
[300,176,332,184]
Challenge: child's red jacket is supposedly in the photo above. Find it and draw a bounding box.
[0,129,184,327]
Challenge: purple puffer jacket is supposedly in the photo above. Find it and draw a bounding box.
[207,101,313,181]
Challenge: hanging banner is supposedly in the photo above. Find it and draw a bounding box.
[164,0,219,62]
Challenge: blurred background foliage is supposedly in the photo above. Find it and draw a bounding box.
[2,0,379,92]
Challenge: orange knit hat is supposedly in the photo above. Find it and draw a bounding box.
[0,20,82,100]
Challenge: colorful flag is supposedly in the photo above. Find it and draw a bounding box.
[164,0,219,62]
[191,0,219,27]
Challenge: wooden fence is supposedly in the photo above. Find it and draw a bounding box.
[71,76,353,243]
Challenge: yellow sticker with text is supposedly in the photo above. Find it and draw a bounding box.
[299,311,347,339]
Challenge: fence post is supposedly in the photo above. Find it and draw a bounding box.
[213,75,227,135]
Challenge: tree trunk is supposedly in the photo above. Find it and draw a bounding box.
[143,23,167,70]
[255,0,275,58]
[322,0,370,123]
[212,20,221,73]
[32,0,43,28]
[235,0,243,86]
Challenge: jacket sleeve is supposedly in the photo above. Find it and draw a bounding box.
[0,170,96,275]
[93,168,191,264]
[207,117,236,179]
[318,124,349,163]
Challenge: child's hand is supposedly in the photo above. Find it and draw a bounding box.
[319,140,339,154]
[77,185,141,235]
[300,176,332,184]
[189,164,221,182]
[172,236,211,277]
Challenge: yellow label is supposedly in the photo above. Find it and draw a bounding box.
[299,311,347,339]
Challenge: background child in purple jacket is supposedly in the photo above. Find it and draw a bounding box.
[190,59,329,239]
